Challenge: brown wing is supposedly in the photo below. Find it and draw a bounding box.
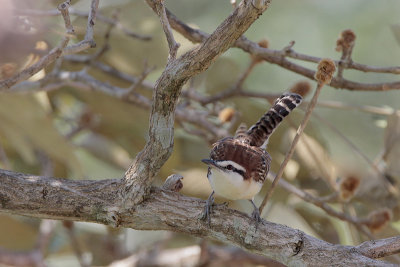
[210,138,271,183]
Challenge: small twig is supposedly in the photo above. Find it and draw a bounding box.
[63,57,155,90]
[282,40,295,54]
[163,9,400,90]
[178,121,213,142]
[89,9,120,62]
[212,88,395,117]
[259,59,336,214]
[153,0,180,61]
[198,59,261,105]
[59,1,74,34]
[63,0,99,55]
[123,62,156,98]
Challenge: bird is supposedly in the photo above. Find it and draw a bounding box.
[201,93,302,224]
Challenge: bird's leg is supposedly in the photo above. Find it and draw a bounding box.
[250,199,262,225]
[202,191,215,226]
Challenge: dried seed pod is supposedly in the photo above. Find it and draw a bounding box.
[364,208,392,233]
[218,107,235,123]
[314,58,336,84]
[338,175,360,201]
[1,63,17,79]
[251,39,269,64]
[336,29,356,52]
[258,39,269,49]
[290,81,311,98]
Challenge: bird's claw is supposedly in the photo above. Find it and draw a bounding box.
[201,191,215,226]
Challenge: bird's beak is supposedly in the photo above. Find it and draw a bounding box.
[201,159,216,166]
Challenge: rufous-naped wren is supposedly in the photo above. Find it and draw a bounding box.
[202,93,302,223]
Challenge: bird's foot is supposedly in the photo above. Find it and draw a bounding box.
[201,192,215,226]
[249,199,263,229]
[251,208,262,223]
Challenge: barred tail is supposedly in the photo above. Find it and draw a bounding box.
[234,123,248,140]
[247,93,302,147]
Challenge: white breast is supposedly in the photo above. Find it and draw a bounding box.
[208,169,263,200]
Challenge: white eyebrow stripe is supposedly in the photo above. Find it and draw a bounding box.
[217,160,246,172]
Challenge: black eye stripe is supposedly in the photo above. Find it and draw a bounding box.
[225,165,245,176]
[234,169,245,177]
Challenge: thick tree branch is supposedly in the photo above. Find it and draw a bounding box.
[0,169,397,267]
[357,236,400,259]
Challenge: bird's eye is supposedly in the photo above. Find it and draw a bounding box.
[226,165,233,170]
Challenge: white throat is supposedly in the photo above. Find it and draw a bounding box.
[207,164,262,200]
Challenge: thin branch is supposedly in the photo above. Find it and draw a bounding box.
[259,60,335,213]
[151,0,180,61]
[63,0,99,55]
[0,169,397,267]
[64,57,155,90]
[197,58,260,105]
[123,62,156,98]
[163,9,400,90]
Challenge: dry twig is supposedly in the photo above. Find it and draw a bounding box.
[259,59,336,213]
[152,0,180,61]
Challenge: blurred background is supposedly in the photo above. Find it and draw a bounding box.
[0,0,400,266]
